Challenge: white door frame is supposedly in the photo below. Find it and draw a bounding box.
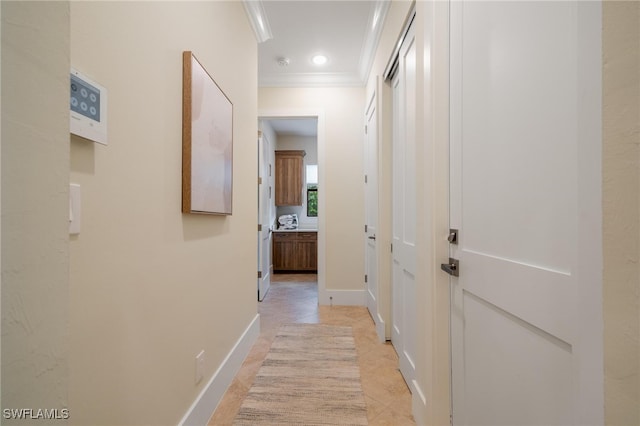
[364,88,386,340]
[258,109,327,301]
[257,131,271,301]
[390,19,418,392]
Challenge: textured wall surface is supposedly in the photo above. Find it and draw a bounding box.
[603,2,640,425]
[1,2,70,423]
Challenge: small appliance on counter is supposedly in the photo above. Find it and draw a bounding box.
[278,214,298,230]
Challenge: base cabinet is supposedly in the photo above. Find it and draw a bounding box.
[273,231,317,272]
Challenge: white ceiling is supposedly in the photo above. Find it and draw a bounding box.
[265,118,318,137]
[247,0,389,137]
[247,0,390,88]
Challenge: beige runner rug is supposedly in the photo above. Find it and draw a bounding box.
[233,324,368,425]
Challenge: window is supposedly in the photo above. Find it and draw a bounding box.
[306,165,318,217]
[307,185,318,217]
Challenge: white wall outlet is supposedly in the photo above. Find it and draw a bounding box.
[195,350,205,384]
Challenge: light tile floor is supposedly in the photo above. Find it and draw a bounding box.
[208,274,416,425]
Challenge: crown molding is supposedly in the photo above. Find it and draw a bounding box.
[242,0,273,43]
[358,0,391,82]
[259,72,365,88]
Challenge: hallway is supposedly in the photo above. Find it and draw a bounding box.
[209,274,416,425]
[3,1,636,423]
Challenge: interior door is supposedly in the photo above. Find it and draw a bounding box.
[391,22,417,389]
[364,90,380,337]
[258,132,271,301]
[449,1,601,424]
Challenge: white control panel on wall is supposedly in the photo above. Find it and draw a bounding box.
[70,68,108,145]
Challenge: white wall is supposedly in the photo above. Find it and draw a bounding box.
[259,87,365,302]
[603,2,640,424]
[277,135,318,164]
[1,2,70,423]
[69,2,258,424]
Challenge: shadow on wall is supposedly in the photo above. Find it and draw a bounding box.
[70,136,96,175]
[182,214,230,241]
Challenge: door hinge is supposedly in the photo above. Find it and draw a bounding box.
[391,243,393,253]
[365,224,368,233]
[365,274,368,283]
[258,130,262,138]
[258,224,262,232]
[258,177,262,185]
[257,271,262,278]
[365,174,368,183]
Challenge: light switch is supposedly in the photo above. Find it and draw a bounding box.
[69,183,81,235]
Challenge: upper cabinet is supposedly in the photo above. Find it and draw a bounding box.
[275,150,305,206]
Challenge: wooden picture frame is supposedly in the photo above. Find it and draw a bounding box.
[182,51,233,215]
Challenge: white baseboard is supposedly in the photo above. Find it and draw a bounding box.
[318,289,365,306]
[411,379,428,426]
[178,314,260,426]
[375,313,386,342]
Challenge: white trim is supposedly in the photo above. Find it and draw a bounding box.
[260,72,364,88]
[178,314,260,426]
[318,289,366,306]
[575,1,604,423]
[411,379,428,426]
[375,313,386,342]
[358,0,391,83]
[242,0,272,43]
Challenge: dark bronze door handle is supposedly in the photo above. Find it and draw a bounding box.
[441,258,459,277]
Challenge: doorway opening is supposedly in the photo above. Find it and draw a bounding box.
[257,113,324,304]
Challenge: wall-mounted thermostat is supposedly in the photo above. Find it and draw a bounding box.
[70,68,107,145]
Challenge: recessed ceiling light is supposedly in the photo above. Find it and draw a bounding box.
[312,55,328,66]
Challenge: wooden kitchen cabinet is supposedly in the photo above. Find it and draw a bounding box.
[275,150,305,206]
[296,232,318,271]
[272,232,297,271]
[273,231,317,272]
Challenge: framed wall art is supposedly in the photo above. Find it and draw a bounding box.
[182,51,233,215]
